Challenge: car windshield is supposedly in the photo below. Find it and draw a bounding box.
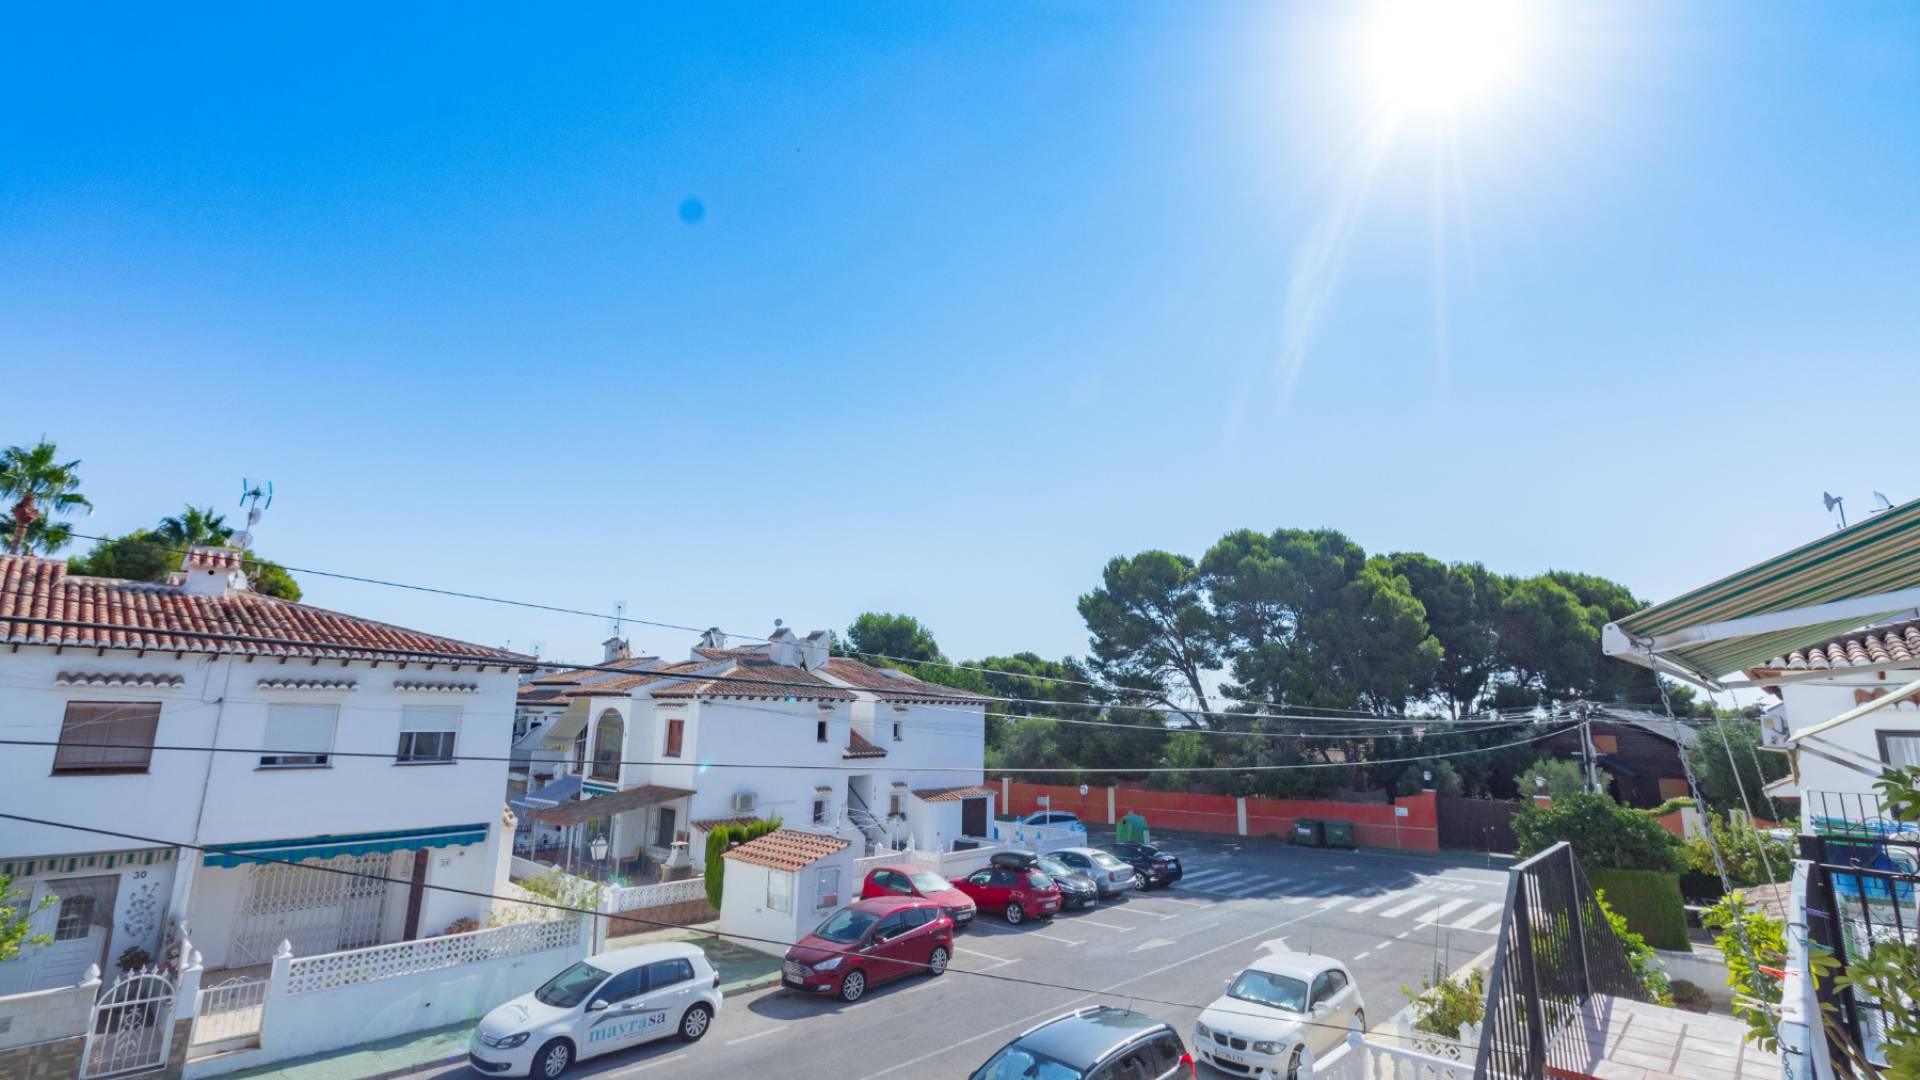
[813,907,880,944]
[969,1045,1085,1080]
[1026,871,1053,889]
[909,871,952,894]
[1091,853,1127,870]
[1228,970,1310,1013]
[534,962,610,1008]
[1037,857,1073,878]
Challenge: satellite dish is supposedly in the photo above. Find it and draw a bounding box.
[1823,492,1848,529]
[1872,491,1895,513]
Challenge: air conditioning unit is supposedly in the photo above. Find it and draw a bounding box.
[731,792,757,814]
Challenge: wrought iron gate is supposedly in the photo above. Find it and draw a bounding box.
[81,970,175,1078]
[230,850,410,964]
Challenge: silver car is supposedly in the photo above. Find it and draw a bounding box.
[1047,846,1137,898]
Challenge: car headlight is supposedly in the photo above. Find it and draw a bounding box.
[1252,1041,1285,1055]
[1194,1021,1212,1039]
[813,956,842,971]
[495,1032,530,1050]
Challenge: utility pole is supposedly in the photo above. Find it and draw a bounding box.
[1579,702,1601,795]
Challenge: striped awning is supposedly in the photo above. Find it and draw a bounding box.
[1605,496,1920,683]
[201,823,489,869]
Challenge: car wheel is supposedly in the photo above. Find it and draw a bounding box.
[1286,1044,1305,1080]
[840,969,867,1002]
[680,1003,712,1042]
[534,1038,572,1079]
[1005,902,1025,925]
[1354,1008,1367,1032]
[927,945,949,976]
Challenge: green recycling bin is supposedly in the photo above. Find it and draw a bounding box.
[1323,818,1354,849]
[1293,819,1324,847]
[1116,812,1150,845]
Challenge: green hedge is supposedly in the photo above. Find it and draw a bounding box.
[1589,868,1690,952]
[704,818,782,909]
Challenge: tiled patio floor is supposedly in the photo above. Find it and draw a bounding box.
[1556,995,1779,1080]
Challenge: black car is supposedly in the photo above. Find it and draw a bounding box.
[1035,855,1100,910]
[969,1005,1193,1080]
[1106,842,1184,888]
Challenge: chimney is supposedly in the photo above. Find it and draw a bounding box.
[176,546,250,598]
[767,622,799,666]
[800,630,831,671]
[602,637,631,663]
[697,627,728,653]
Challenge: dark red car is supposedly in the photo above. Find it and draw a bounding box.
[860,865,977,931]
[951,864,1061,925]
[781,896,953,1003]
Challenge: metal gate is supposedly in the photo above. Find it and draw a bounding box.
[1438,797,1520,854]
[81,970,175,1079]
[190,975,269,1051]
[231,850,410,964]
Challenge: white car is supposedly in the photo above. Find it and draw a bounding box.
[468,943,722,1078]
[1193,952,1364,1078]
[1015,811,1085,832]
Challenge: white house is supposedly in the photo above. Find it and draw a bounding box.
[519,625,995,879]
[716,828,856,956]
[0,547,529,993]
[1747,617,1920,819]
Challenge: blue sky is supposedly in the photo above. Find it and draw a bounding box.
[3,3,1917,669]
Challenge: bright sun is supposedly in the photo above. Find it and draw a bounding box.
[1366,0,1525,115]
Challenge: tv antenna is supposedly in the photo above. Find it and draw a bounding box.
[1822,491,1847,530]
[233,479,274,551]
[1871,491,1896,514]
[609,601,627,640]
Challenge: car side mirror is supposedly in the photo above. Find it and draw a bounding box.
[587,999,610,1013]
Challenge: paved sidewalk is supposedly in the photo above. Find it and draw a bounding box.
[219,923,781,1079]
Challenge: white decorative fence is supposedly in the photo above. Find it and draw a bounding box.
[1311,1032,1475,1080]
[190,976,269,1049]
[287,917,581,994]
[1383,1020,1481,1065]
[604,877,706,912]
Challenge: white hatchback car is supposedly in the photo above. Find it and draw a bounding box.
[468,943,722,1078]
[1193,951,1364,1078]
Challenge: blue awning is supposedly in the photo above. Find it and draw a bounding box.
[201,822,490,869]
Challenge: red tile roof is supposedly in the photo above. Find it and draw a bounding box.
[653,657,856,701]
[689,815,759,833]
[528,656,661,686]
[844,730,888,759]
[0,554,528,666]
[721,828,849,872]
[823,658,991,703]
[1763,618,1920,672]
[911,784,996,803]
[568,661,719,698]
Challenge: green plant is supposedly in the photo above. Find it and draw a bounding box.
[1684,814,1792,889]
[1648,796,1696,819]
[1512,756,1587,799]
[115,946,152,973]
[1594,887,1671,1005]
[1588,868,1690,951]
[1401,968,1486,1037]
[1828,765,1920,1076]
[703,818,782,909]
[1701,894,1788,1051]
[1514,794,1683,871]
[1670,979,1709,1011]
[0,875,52,962]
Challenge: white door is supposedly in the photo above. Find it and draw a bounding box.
[33,876,118,990]
[634,957,698,1041]
[577,965,653,1061]
[1307,969,1360,1055]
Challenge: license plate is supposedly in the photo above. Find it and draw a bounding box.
[1213,1048,1245,1065]
[784,975,805,987]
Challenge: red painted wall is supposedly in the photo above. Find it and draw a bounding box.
[999,782,1440,852]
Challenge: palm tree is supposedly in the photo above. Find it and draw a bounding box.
[0,442,91,555]
[155,505,233,551]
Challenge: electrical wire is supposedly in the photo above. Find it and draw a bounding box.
[0,809,1481,1052]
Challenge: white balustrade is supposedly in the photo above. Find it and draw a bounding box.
[603,877,707,912]
[285,917,581,995]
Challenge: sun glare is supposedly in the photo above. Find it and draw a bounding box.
[1366,0,1525,115]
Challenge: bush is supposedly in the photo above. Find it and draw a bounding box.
[1514,794,1682,871]
[1401,968,1485,1037]
[1648,796,1695,819]
[704,818,782,909]
[1683,815,1792,889]
[1670,979,1709,1011]
[1594,888,1672,1005]
[1512,756,1587,800]
[1588,868,1690,951]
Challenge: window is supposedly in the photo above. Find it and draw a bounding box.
[816,719,828,743]
[597,967,647,1004]
[768,869,793,913]
[261,704,336,767]
[816,866,841,910]
[53,893,95,941]
[872,912,906,941]
[652,807,677,849]
[645,958,694,990]
[590,711,623,782]
[572,728,587,773]
[892,720,903,742]
[52,701,161,774]
[812,798,829,825]
[1592,733,1618,753]
[889,790,905,817]
[664,718,684,758]
[1144,1033,1185,1075]
[1878,730,1920,768]
[397,705,459,764]
[48,877,114,942]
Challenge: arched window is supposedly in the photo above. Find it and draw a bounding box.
[591,711,624,783]
[572,727,587,774]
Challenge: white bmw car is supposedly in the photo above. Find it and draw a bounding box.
[1193,952,1364,1079]
[468,943,722,1078]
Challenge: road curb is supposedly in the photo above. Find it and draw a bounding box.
[722,971,782,997]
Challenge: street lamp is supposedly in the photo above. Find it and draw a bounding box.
[589,833,609,864]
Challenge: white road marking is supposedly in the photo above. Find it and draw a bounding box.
[1343,889,1394,914]
[1228,876,1291,898]
[612,1053,687,1074]
[1395,930,1413,939]
[1353,949,1372,960]
[1099,902,1177,920]
[1285,882,1343,904]
[1379,895,1436,919]
[1179,867,1236,884]
[1025,930,1085,947]
[1074,918,1133,931]
[1454,902,1504,930]
[1415,899,1470,925]
[726,1027,788,1046]
[1185,872,1260,894]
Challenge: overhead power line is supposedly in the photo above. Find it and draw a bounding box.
[0,810,1479,1053]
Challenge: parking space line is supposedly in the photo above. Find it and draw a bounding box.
[955,946,1011,963]
[726,1027,788,1046]
[1025,930,1086,947]
[612,1053,687,1074]
[1142,895,1211,908]
[1099,903,1176,920]
[1072,918,1133,931]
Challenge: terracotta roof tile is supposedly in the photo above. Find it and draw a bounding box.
[1,554,528,666]
[844,729,888,759]
[911,784,996,803]
[689,815,758,833]
[721,828,849,872]
[823,658,990,703]
[653,657,856,701]
[568,661,719,698]
[1764,617,1920,673]
[528,656,661,686]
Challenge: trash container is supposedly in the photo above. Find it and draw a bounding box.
[1323,818,1354,849]
[1293,819,1324,847]
[1116,812,1150,845]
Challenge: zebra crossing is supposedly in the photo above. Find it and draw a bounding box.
[1171,867,1506,932]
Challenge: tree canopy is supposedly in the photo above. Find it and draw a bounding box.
[1514,793,1682,871]
[840,612,943,664]
[1,441,90,555]
[66,504,302,600]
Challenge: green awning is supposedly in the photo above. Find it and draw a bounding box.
[201,823,489,868]
[1605,496,1920,683]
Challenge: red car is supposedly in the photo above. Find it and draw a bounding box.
[860,865,978,931]
[781,896,953,1003]
[952,864,1061,925]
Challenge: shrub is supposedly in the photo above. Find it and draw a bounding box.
[1401,968,1486,1037]
[1594,887,1671,1005]
[1511,757,1587,800]
[1683,814,1792,889]
[1514,794,1682,871]
[443,917,482,936]
[1588,868,1690,951]
[1670,979,1709,1011]
[704,818,782,909]
[1701,894,1790,1052]
[1648,796,1695,819]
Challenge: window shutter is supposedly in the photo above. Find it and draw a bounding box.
[265,704,336,756]
[53,702,161,773]
[400,705,459,733]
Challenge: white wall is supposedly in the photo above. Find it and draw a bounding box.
[0,859,177,996]
[0,978,96,1050]
[1780,668,1920,814]
[718,845,858,957]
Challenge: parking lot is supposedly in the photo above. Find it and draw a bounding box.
[422,831,1511,1080]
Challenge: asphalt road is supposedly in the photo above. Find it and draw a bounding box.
[423,831,1510,1080]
